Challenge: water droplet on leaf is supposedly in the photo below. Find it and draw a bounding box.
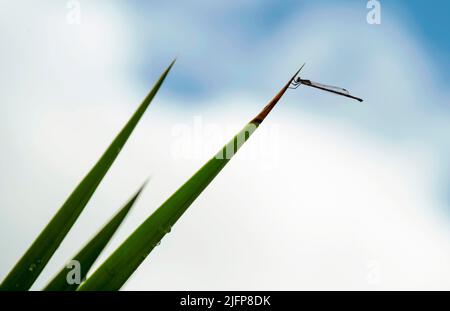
[28,263,37,272]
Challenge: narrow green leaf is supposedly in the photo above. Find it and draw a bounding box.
[78,68,300,291]
[0,60,175,291]
[43,181,146,291]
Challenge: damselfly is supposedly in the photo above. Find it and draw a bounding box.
[290,63,363,102]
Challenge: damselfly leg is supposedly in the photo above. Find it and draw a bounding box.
[289,77,302,89]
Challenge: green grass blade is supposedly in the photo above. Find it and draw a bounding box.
[43,182,146,291]
[0,60,175,291]
[78,68,299,291]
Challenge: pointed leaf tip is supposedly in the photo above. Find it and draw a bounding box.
[43,182,146,291]
[0,60,173,291]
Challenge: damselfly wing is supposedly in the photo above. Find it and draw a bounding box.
[305,81,350,95]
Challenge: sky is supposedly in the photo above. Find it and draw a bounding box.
[0,0,449,290]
